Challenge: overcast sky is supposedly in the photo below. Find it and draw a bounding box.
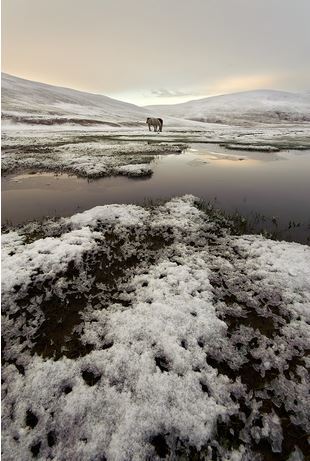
[2,0,310,105]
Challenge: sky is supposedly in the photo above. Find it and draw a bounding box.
[2,0,310,105]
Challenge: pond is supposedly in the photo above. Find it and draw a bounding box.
[2,143,310,243]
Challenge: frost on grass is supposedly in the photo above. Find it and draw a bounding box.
[224,144,280,152]
[2,196,310,461]
[1,135,186,178]
[2,122,310,180]
[115,163,153,177]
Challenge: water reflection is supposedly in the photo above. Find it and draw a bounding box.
[2,144,310,243]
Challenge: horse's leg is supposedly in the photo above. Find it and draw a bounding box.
[148,124,151,131]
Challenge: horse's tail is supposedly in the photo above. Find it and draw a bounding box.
[158,118,163,132]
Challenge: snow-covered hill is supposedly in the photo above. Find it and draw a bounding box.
[146,89,310,125]
[3,74,310,128]
[1,73,149,127]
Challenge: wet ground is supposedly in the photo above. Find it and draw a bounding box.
[2,143,310,243]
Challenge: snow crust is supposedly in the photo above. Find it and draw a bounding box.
[1,136,186,178]
[2,196,310,460]
[70,204,150,229]
[224,144,280,152]
[2,227,100,294]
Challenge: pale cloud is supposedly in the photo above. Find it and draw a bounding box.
[112,90,204,106]
[151,89,194,98]
[206,74,282,96]
[2,0,310,105]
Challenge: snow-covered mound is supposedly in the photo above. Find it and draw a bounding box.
[146,90,310,125]
[1,73,149,127]
[2,196,310,460]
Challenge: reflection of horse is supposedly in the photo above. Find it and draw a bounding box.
[146,117,163,132]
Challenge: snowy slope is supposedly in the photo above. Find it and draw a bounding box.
[1,73,205,129]
[1,73,149,127]
[146,89,310,124]
[3,73,310,128]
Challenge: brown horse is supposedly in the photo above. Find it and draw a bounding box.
[146,117,163,132]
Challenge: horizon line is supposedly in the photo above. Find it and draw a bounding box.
[1,71,307,108]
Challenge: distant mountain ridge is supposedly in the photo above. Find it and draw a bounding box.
[146,89,310,124]
[1,73,148,127]
[2,73,310,127]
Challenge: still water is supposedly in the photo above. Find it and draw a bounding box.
[2,144,310,243]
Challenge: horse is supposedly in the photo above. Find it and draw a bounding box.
[146,117,163,132]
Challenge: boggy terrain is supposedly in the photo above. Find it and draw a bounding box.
[2,123,310,180]
[2,196,309,461]
[2,73,310,460]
